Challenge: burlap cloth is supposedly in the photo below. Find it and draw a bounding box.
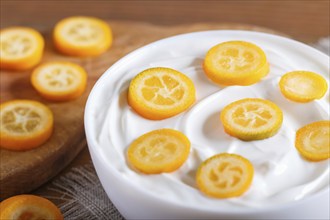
[40,37,329,220]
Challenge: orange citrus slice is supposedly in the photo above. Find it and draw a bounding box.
[128,67,196,120]
[203,41,269,86]
[0,194,63,220]
[53,16,112,57]
[31,61,87,101]
[0,27,44,71]
[196,153,254,198]
[220,98,283,141]
[295,121,330,161]
[0,100,53,151]
[127,129,191,174]
[279,71,328,103]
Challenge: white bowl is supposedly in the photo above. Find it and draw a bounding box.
[85,30,330,219]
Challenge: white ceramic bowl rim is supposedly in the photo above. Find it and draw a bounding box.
[85,30,329,215]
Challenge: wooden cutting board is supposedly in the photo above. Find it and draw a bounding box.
[0,21,284,199]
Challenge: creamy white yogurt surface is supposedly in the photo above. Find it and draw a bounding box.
[89,31,330,210]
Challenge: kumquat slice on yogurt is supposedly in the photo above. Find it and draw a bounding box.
[203,41,269,86]
[295,121,330,161]
[31,61,87,101]
[196,153,254,198]
[128,67,196,120]
[0,27,44,70]
[279,71,328,103]
[53,16,112,57]
[127,129,191,174]
[220,98,283,141]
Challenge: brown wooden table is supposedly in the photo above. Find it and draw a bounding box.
[1,1,329,43]
[1,0,329,203]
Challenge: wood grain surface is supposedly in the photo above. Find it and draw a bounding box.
[0,20,288,199]
[1,1,329,43]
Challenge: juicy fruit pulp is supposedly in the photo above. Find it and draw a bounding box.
[128,67,196,120]
[53,16,112,57]
[279,71,328,102]
[295,121,330,161]
[127,129,191,174]
[0,100,53,151]
[203,41,269,86]
[220,98,283,141]
[0,27,44,70]
[31,61,87,101]
[196,153,254,198]
[0,195,63,220]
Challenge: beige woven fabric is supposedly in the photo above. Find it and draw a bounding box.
[44,163,124,220]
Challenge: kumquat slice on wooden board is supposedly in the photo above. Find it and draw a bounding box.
[0,27,44,71]
[53,16,112,57]
[0,194,63,220]
[128,67,196,120]
[0,100,53,151]
[279,71,328,103]
[196,153,254,198]
[127,129,191,174]
[203,41,269,86]
[295,121,330,161]
[31,61,87,101]
[220,98,283,141]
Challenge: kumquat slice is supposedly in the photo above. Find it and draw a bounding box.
[0,194,63,220]
[31,61,87,101]
[128,67,196,120]
[220,98,283,141]
[0,27,44,70]
[295,121,330,161]
[127,129,191,174]
[196,153,254,198]
[53,16,112,57]
[279,71,328,103]
[203,41,269,86]
[0,100,53,151]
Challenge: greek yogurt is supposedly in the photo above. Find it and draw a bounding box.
[85,31,330,216]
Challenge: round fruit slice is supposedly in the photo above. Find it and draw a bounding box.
[31,61,87,101]
[295,121,330,161]
[220,98,283,141]
[279,71,328,103]
[0,194,63,220]
[0,100,53,151]
[203,41,269,86]
[128,67,196,120]
[53,16,112,57]
[196,153,254,198]
[0,27,44,70]
[127,129,191,174]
